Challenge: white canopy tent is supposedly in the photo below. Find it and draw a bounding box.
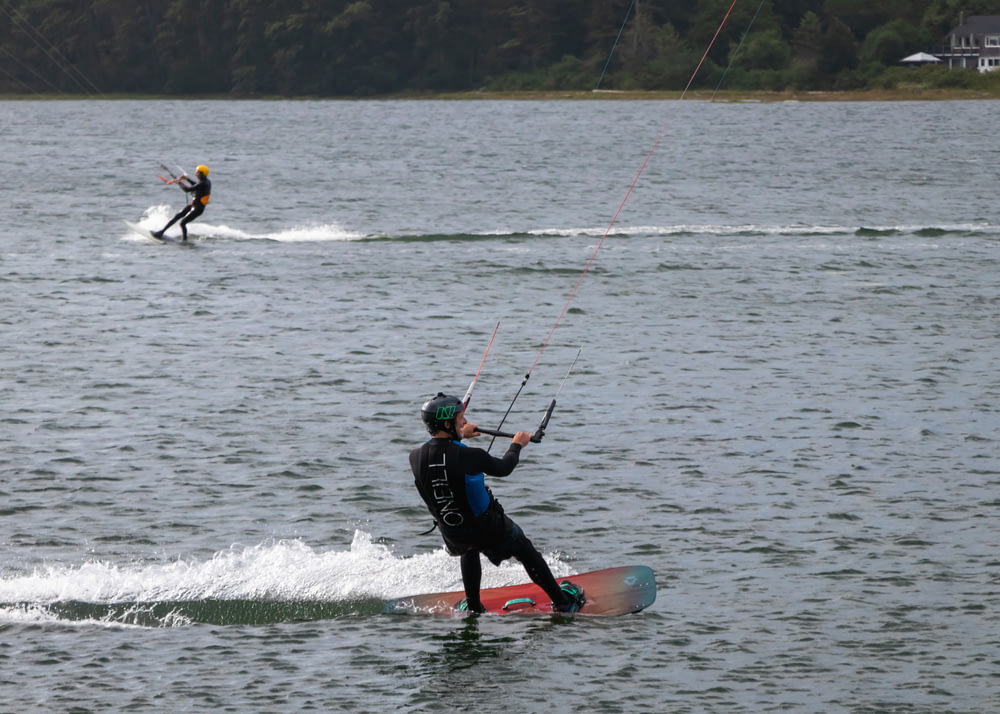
[901,52,942,63]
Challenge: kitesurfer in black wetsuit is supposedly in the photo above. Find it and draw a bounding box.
[410,392,585,614]
[153,164,211,241]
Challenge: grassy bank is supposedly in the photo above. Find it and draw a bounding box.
[411,87,1000,101]
[3,87,999,101]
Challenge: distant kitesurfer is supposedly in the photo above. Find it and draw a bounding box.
[153,164,211,242]
[410,392,585,614]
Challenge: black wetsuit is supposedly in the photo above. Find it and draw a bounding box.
[160,176,211,240]
[410,437,570,609]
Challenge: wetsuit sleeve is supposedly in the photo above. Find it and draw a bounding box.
[460,443,522,478]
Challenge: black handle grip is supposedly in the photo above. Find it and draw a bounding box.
[531,399,556,443]
[478,399,556,443]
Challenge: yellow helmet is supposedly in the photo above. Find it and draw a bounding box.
[196,164,210,176]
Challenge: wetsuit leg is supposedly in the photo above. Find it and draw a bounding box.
[460,551,485,611]
[511,536,572,607]
[158,205,192,235]
[179,203,204,241]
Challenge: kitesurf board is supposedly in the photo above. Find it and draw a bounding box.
[123,220,165,243]
[384,565,656,616]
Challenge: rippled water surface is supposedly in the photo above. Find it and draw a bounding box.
[1,99,998,712]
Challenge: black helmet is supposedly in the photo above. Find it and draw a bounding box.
[420,392,465,435]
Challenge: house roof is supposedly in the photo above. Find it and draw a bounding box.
[950,15,1000,36]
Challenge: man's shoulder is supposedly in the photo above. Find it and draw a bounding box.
[410,438,444,453]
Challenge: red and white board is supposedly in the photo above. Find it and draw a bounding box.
[384,565,656,616]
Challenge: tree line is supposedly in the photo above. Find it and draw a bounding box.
[2,0,999,96]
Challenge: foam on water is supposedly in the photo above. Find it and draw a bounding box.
[121,204,365,242]
[0,530,573,626]
[122,207,998,244]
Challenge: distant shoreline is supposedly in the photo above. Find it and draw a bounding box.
[413,88,1000,101]
[3,88,998,101]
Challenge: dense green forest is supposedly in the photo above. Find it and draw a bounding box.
[2,0,1000,96]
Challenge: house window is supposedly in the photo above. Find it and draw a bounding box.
[986,35,1000,47]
